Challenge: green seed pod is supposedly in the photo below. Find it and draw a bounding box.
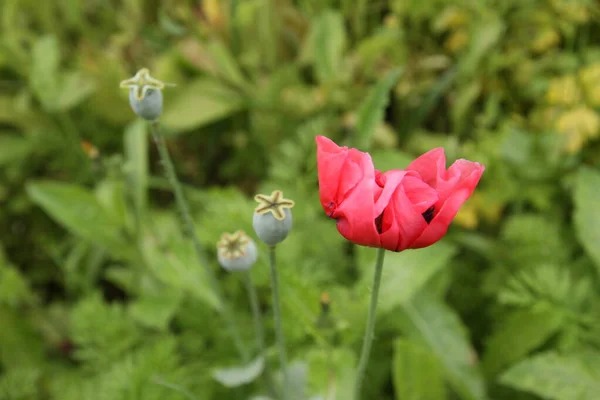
[252,190,295,246]
[128,87,163,121]
[253,209,293,246]
[120,68,172,121]
[217,231,258,271]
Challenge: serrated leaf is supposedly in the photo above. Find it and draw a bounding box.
[500,351,600,400]
[0,367,41,399]
[375,242,458,314]
[482,307,564,377]
[70,294,142,367]
[573,166,600,276]
[311,10,347,84]
[212,356,265,388]
[393,338,446,400]
[355,67,403,150]
[0,307,45,367]
[161,78,245,133]
[26,182,129,257]
[399,292,487,400]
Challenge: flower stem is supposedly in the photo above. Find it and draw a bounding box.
[244,271,266,356]
[150,120,249,362]
[244,271,279,398]
[353,247,386,400]
[268,245,288,398]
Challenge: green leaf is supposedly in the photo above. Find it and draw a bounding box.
[26,182,129,257]
[306,348,356,400]
[285,362,309,400]
[393,338,446,400]
[160,78,245,134]
[29,35,60,111]
[311,10,347,84]
[129,290,183,331]
[95,178,131,232]
[212,356,265,388]
[573,166,600,275]
[451,81,481,133]
[0,367,41,399]
[460,16,504,76]
[205,40,248,89]
[500,351,600,400]
[376,242,458,314]
[0,307,45,368]
[370,149,414,172]
[70,294,142,367]
[482,306,564,377]
[0,264,33,307]
[399,291,488,400]
[141,213,221,311]
[124,119,149,227]
[355,67,403,150]
[0,135,33,166]
[55,70,96,111]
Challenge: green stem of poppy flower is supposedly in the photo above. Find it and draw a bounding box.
[268,245,288,399]
[353,247,386,400]
[244,271,279,398]
[150,120,249,362]
[244,270,266,356]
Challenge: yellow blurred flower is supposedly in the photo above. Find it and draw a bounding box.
[202,0,227,30]
[384,14,400,29]
[545,75,581,106]
[550,0,590,23]
[531,28,560,54]
[454,202,479,229]
[454,191,503,229]
[579,63,600,107]
[555,106,600,153]
[445,29,469,53]
[433,6,470,32]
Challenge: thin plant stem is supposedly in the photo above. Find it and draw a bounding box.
[268,245,288,399]
[244,271,266,354]
[244,271,279,398]
[150,120,249,362]
[353,247,386,400]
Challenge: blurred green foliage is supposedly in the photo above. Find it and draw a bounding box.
[1,0,600,399]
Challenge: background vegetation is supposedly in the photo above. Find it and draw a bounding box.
[1,0,600,399]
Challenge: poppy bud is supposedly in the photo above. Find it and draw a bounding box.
[128,87,163,121]
[120,68,172,121]
[252,190,295,246]
[217,230,258,271]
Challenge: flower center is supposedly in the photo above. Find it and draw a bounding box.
[422,206,435,224]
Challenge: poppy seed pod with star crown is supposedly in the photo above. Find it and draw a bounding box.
[252,190,295,246]
[120,68,173,121]
[216,230,258,271]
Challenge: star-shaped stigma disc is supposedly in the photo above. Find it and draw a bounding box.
[254,190,295,221]
[119,68,169,101]
[217,230,250,260]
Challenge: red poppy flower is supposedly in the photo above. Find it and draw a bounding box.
[316,136,485,251]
